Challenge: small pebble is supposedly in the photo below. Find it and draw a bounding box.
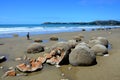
[15,58,22,61]
[68,67,72,70]
[104,54,109,57]
[16,73,28,76]
[0,66,3,69]
[23,55,27,60]
[61,73,65,77]
[8,67,14,70]
[108,31,112,34]
[55,64,61,68]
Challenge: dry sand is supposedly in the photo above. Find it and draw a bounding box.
[0,28,120,80]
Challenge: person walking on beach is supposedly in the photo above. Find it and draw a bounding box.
[27,32,30,40]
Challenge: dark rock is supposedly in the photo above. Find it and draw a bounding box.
[49,36,58,41]
[82,29,86,31]
[34,39,43,43]
[0,43,4,45]
[92,29,95,31]
[0,56,6,63]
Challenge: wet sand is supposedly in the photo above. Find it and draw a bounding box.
[0,28,120,80]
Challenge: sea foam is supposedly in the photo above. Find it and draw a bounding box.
[0,24,120,38]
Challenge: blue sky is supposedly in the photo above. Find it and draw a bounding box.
[0,0,120,24]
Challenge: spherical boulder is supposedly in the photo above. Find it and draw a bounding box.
[91,44,108,56]
[78,34,84,38]
[73,36,82,42]
[34,39,43,43]
[75,42,89,49]
[27,43,44,53]
[51,42,71,51]
[67,40,78,48]
[69,47,96,66]
[97,37,109,47]
[49,36,58,41]
[88,39,102,48]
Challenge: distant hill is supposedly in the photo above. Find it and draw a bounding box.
[43,20,120,26]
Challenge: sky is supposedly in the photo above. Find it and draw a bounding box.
[0,0,120,24]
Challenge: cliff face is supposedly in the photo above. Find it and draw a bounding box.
[43,20,120,26]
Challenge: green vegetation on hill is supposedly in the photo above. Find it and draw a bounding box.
[43,20,120,26]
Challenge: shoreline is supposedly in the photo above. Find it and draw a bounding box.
[0,27,120,39]
[0,28,120,80]
[0,25,120,39]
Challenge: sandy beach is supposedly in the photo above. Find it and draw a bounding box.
[0,28,120,80]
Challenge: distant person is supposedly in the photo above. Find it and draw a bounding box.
[27,32,30,40]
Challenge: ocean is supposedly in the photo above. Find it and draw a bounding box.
[0,24,120,38]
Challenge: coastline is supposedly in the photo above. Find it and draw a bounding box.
[0,24,120,39]
[0,28,120,80]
